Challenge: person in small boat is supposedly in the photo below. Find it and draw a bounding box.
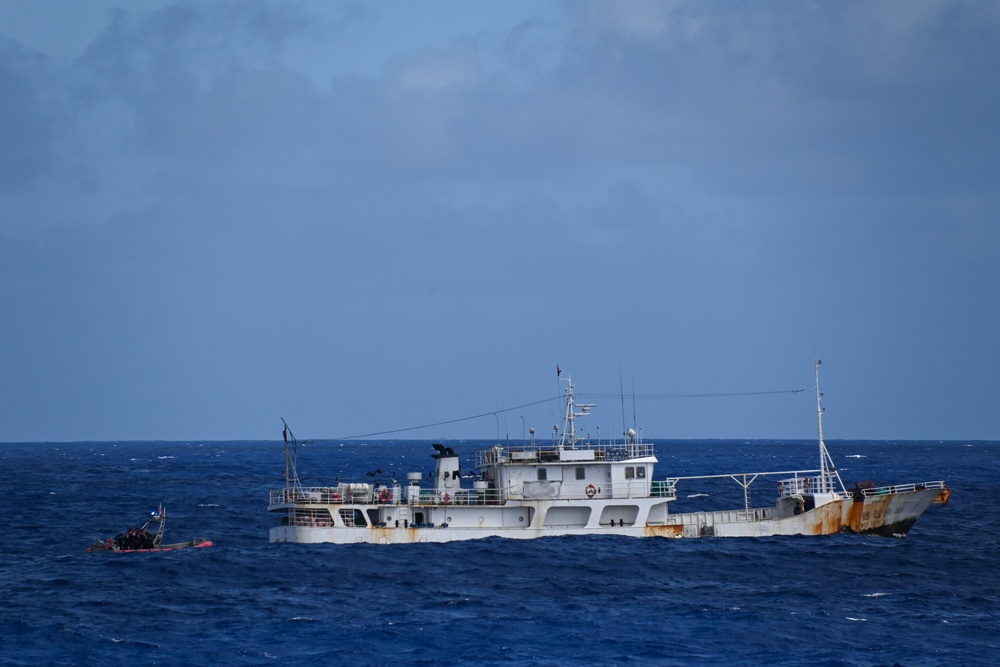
[114,527,155,550]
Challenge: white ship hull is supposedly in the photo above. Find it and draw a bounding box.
[268,483,948,544]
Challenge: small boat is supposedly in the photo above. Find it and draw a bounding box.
[87,505,213,553]
[269,362,950,544]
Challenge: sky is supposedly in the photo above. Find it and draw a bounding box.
[1,0,998,443]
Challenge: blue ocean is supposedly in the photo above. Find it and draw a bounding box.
[1,439,997,666]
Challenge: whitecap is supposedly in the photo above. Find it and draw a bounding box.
[687,493,709,498]
[846,454,866,459]
[846,617,867,622]
[862,592,888,598]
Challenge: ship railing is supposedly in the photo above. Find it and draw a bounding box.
[283,508,335,527]
[671,470,854,506]
[269,486,371,507]
[475,442,655,467]
[270,485,507,507]
[271,477,679,507]
[776,473,849,498]
[860,481,946,497]
[650,480,676,498]
[663,507,777,526]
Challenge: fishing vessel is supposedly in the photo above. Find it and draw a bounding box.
[269,362,949,544]
[87,505,213,553]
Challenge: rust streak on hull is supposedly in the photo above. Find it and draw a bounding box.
[643,524,685,538]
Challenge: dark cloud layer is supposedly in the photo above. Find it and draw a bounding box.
[1,1,998,440]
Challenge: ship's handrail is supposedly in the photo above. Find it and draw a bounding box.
[270,478,677,508]
[270,487,356,506]
[776,473,849,498]
[475,442,655,467]
[662,507,777,526]
[860,481,946,497]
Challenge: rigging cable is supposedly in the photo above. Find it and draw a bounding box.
[332,395,562,440]
[325,387,806,441]
[580,388,807,399]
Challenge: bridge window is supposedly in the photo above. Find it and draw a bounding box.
[537,468,547,481]
[636,466,646,479]
[575,467,585,480]
[625,467,634,479]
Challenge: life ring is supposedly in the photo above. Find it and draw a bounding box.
[585,484,597,499]
[379,488,391,503]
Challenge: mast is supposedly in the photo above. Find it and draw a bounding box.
[814,359,846,494]
[281,418,303,493]
[559,375,594,448]
[815,359,825,450]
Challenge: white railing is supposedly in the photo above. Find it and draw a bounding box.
[270,486,363,506]
[777,474,847,498]
[270,477,677,508]
[270,485,504,507]
[861,481,946,497]
[475,442,655,467]
[663,507,776,526]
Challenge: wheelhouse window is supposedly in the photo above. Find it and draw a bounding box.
[537,468,547,481]
[575,467,586,480]
[625,466,647,480]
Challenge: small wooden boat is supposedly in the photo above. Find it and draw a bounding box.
[87,505,212,553]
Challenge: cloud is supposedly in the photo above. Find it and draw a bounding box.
[387,37,481,90]
[0,39,58,192]
[1,1,999,439]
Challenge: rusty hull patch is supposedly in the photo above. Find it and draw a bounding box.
[643,524,685,538]
[805,501,850,535]
[369,526,424,544]
[841,494,923,537]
